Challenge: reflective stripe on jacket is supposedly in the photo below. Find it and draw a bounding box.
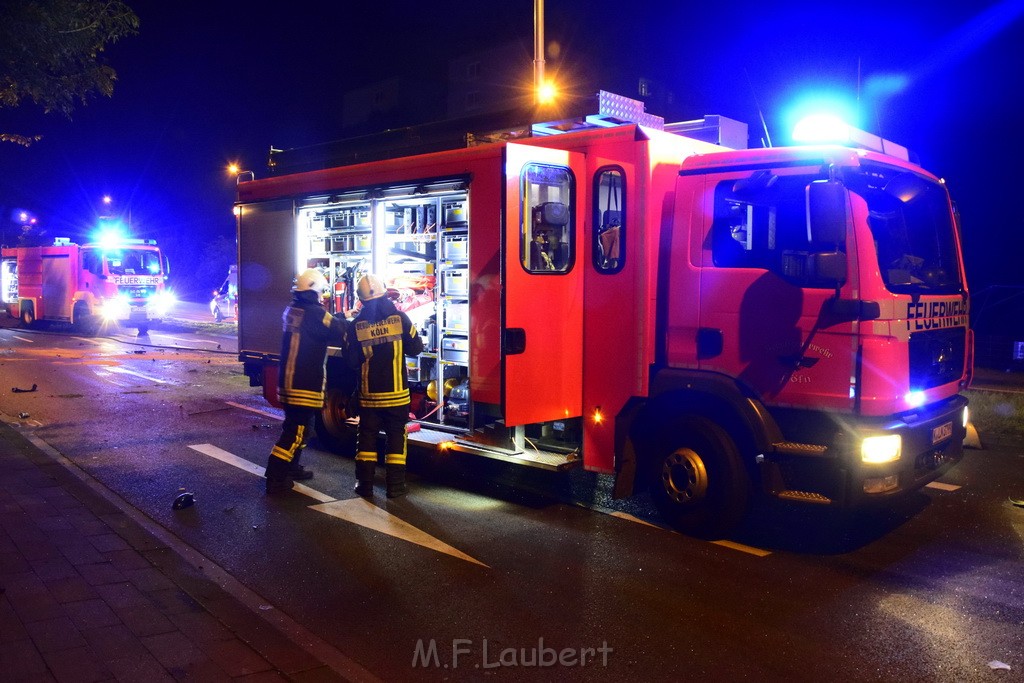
[278,290,348,408]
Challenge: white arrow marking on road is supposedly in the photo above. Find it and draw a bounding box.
[310,499,489,567]
[188,443,486,565]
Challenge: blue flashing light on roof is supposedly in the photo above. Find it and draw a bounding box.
[790,114,911,162]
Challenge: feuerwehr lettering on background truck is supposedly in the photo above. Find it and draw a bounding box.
[234,91,972,538]
[1,237,174,335]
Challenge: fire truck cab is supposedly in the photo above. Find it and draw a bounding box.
[1,237,174,334]
[235,93,970,537]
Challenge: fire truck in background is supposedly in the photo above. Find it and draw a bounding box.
[234,92,971,537]
[1,236,175,334]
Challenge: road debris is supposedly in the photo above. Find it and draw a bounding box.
[989,660,1011,671]
[11,384,37,393]
[1009,498,1024,508]
[172,491,196,510]
[17,412,29,419]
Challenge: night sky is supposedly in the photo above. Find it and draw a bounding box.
[1,0,1022,298]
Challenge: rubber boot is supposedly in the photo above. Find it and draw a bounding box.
[265,457,294,495]
[386,464,407,499]
[354,460,375,498]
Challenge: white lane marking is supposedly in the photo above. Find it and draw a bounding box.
[188,443,486,566]
[105,366,171,384]
[926,481,962,492]
[10,334,34,343]
[604,508,770,556]
[608,511,664,529]
[712,540,773,557]
[72,336,103,345]
[310,499,489,568]
[226,401,282,420]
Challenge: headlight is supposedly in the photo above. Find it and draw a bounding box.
[100,295,130,320]
[149,290,176,315]
[861,434,902,464]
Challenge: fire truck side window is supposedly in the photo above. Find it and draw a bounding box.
[593,167,625,273]
[711,172,826,277]
[520,164,574,274]
[82,250,103,276]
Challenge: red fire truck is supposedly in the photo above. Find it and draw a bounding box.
[1,237,175,334]
[235,93,971,537]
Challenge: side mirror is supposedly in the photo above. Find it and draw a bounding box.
[807,180,849,246]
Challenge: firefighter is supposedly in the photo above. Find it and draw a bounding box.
[350,273,424,498]
[265,268,349,495]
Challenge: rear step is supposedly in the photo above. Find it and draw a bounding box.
[409,426,580,471]
[776,490,833,505]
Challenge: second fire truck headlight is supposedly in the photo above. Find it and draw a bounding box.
[861,434,902,464]
[149,291,176,316]
[100,295,131,320]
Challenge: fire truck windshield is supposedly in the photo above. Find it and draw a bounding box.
[846,164,963,295]
[104,249,162,276]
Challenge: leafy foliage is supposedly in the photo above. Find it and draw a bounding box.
[0,0,139,145]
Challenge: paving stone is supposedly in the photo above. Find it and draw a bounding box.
[231,670,290,682]
[63,597,122,630]
[105,654,175,683]
[103,548,151,572]
[33,516,75,532]
[167,609,236,644]
[199,638,273,677]
[141,630,209,670]
[58,540,108,566]
[77,561,126,587]
[287,666,350,683]
[29,555,80,582]
[93,582,151,610]
[65,513,111,537]
[0,638,50,680]
[146,587,202,616]
[115,604,177,637]
[123,566,176,593]
[4,573,66,623]
[89,533,130,554]
[0,595,30,643]
[25,615,87,653]
[81,623,150,663]
[0,548,31,575]
[42,644,112,683]
[45,575,99,604]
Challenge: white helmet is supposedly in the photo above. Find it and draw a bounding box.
[294,268,328,293]
[356,273,387,301]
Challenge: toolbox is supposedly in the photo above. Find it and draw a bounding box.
[441,337,469,364]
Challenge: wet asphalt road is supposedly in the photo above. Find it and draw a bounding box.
[0,307,1022,681]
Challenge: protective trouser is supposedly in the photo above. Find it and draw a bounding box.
[266,405,316,480]
[355,404,409,465]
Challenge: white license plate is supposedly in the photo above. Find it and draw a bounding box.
[931,421,953,444]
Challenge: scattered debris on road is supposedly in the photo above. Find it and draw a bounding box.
[11,384,37,393]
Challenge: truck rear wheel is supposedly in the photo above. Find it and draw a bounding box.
[314,388,357,456]
[19,302,35,328]
[647,416,751,539]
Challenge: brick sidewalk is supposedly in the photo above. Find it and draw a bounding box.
[0,419,355,683]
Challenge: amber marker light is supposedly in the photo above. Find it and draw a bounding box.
[592,407,604,424]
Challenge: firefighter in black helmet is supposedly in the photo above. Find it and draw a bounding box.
[265,268,349,495]
[350,273,423,497]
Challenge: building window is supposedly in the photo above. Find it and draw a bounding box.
[467,61,480,80]
[520,164,574,274]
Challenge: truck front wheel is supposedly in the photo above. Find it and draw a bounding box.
[647,416,751,539]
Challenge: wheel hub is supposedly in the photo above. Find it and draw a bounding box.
[660,447,709,504]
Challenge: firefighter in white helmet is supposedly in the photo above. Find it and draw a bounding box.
[265,268,350,494]
[349,273,423,497]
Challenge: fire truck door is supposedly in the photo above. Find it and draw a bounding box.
[502,143,585,426]
[236,199,297,359]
